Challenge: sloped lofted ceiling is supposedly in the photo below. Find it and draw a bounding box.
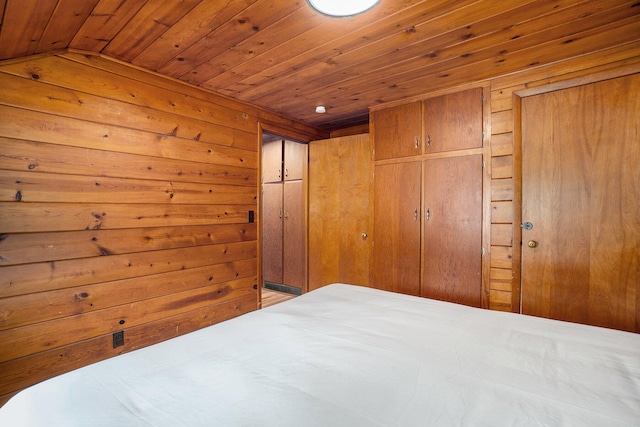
[0,0,638,131]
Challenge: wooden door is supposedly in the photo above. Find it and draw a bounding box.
[308,137,340,289]
[262,139,283,183]
[308,134,372,291]
[283,180,305,290]
[338,135,372,288]
[521,73,640,332]
[262,183,283,284]
[423,88,483,153]
[372,101,422,160]
[422,155,482,307]
[284,140,306,181]
[371,161,421,295]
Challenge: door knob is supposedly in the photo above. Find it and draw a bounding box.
[528,240,537,248]
[361,232,368,240]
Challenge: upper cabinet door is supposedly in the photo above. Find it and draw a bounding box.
[372,101,421,160]
[423,87,483,153]
[284,140,307,181]
[263,139,283,183]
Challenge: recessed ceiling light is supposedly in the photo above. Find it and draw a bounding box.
[315,105,326,114]
[307,0,380,17]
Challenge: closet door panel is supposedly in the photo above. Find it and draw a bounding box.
[372,101,421,160]
[263,139,283,183]
[284,140,306,181]
[338,134,372,288]
[422,155,482,307]
[262,183,283,284]
[283,180,305,289]
[308,134,372,291]
[308,138,340,291]
[423,88,483,153]
[371,161,421,296]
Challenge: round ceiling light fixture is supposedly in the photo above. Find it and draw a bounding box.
[315,105,326,114]
[308,0,380,17]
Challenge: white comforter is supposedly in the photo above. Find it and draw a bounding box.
[2,284,639,426]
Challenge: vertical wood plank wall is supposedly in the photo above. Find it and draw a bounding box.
[0,51,324,404]
[487,44,640,312]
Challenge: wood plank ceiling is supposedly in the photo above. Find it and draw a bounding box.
[0,0,638,131]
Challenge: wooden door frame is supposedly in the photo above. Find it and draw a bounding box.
[258,123,311,306]
[511,64,640,313]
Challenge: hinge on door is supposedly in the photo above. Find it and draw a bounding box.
[481,247,485,255]
[482,131,485,140]
[482,161,485,169]
[481,93,485,102]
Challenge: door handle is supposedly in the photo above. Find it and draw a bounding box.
[528,240,537,248]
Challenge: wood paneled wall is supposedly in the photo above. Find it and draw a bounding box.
[487,43,640,312]
[0,50,325,405]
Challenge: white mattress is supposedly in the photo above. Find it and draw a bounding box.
[1,284,639,426]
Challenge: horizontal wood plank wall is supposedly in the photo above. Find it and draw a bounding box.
[0,51,325,405]
[487,43,640,312]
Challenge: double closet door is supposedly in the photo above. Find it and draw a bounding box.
[371,88,484,307]
[262,139,307,292]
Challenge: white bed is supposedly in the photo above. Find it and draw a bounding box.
[1,284,639,426]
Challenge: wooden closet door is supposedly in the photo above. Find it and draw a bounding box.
[521,73,640,332]
[284,140,306,181]
[262,183,283,284]
[423,88,483,153]
[283,180,305,289]
[372,101,422,160]
[371,161,421,295]
[308,138,340,290]
[422,155,482,307]
[308,134,372,291]
[263,139,283,183]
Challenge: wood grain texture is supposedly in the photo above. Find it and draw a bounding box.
[283,180,305,289]
[308,134,372,290]
[371,161,422,295]
[1,1,639,130]
[261,183,283,284]
[521,73,640,332]
[372,101,422,160]
[0,50,319,403]
[308,137,341,290]
[423,88,483,153]
[422,155,483,307]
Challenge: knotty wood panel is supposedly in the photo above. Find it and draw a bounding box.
[1,247,257,300]
[0,138,253,186]
[0,224,256,266]
[0,293,257,405]
[0,51,324,403]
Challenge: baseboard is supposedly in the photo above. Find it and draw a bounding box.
[263,282,302,295]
